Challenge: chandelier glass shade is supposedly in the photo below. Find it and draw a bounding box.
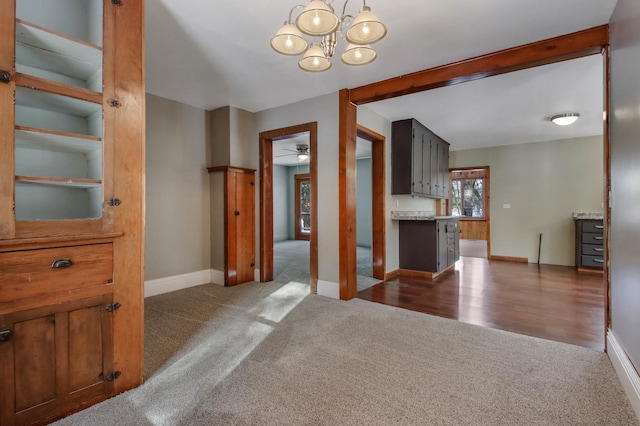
[271,0,387,72]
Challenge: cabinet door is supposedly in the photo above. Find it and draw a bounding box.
[421,128,432,196]
[437,221,448,271]
[1,0,112,239]
[439,140,450,198]
[430,138,440,196]
[0,294,114,425]
[235,172,255,284]
[412,129,424,194]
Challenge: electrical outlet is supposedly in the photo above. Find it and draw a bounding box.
[503,204,511,209]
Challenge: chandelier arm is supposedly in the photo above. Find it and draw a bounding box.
[287,4,307,23]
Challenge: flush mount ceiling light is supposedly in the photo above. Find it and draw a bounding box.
[550,113,580,126]
[297,144,310,160]
[271,0,387,72]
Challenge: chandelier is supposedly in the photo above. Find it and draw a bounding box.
[270,0,387,72]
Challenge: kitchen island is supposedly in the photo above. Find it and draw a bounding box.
[392,211,460,278]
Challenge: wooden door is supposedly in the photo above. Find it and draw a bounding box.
[0,294,114,425]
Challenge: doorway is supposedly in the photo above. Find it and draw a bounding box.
[260,123,318,292]
[450,167,491,259]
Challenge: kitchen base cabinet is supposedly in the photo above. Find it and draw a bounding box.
[575,219,604,270]
[399,218,459,274]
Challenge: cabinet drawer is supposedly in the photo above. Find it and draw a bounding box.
[0,244,112,303]
[581,255,604,269]
[581,221,604,234]
[581,233,604,245]
[582,244,605,256]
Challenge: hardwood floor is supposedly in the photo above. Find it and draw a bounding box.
[358,256,605,350]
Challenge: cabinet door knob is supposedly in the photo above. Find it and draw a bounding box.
[52,258,74,269]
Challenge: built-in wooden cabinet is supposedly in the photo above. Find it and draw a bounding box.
[392,118,450,199]
[0,1,145,423]
[208,166,256,286]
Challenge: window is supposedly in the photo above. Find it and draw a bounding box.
[295,174,310,240]
[450,169,487,219]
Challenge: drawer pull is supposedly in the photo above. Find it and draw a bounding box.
[594,248,604,252]
[594,225,604,229]
[594,236,604,241]
[52,258,74,269]
[593,259,604,263]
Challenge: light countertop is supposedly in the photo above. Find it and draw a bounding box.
[573,212,604,220]
[391,211,459,221]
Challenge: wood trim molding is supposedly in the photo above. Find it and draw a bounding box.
[357,125,386,282]
[349,25,609,105]
[489,255,528,263]
[0,0,15,240]
[602,46,611,349]
[398,264,455,280]
[338,89,358,300]
[259,122,318,293]
[207,165,256,174]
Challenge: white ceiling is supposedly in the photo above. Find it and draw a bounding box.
[146,0,617,150]
[273,135,371,166]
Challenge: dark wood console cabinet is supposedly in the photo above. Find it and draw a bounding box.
[392,118,450,199]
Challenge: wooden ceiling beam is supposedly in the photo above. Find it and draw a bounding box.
[349,25,609,105]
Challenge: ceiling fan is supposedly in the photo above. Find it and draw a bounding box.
[275,144,310,161]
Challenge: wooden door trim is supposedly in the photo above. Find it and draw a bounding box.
[357,125,386,281]
[294,173,310,241]
[339,26,609,300]
[260,122,318,293]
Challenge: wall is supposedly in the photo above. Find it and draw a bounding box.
[356,158,372,247]
[273,165,288,241]
[609,0,640,373]
[450,136,603,265]
[145,94,211,280]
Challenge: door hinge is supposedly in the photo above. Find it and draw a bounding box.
[107,198,122,206]
[111,0,123,6]
[106,371,122,381]
[0,329,11,342]
[106,302,122,312]
[109,99,122,108]
[0,70,10,84]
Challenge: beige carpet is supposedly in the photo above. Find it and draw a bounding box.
[54,281,638,425]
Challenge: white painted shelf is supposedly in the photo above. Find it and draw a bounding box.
[15,176,102,189]
[15,126,101,154]
[15,19,102,86]
[16,86,102,118]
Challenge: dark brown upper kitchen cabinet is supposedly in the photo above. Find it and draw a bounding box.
[392,119,450,199]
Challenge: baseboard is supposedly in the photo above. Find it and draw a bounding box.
[397,264,455,280]
[145,269,216,298]
[385,269,399,280]
[607,330,640,420]
[211,269,225,286]
[489,255,529,263]
[317,280,339,299]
